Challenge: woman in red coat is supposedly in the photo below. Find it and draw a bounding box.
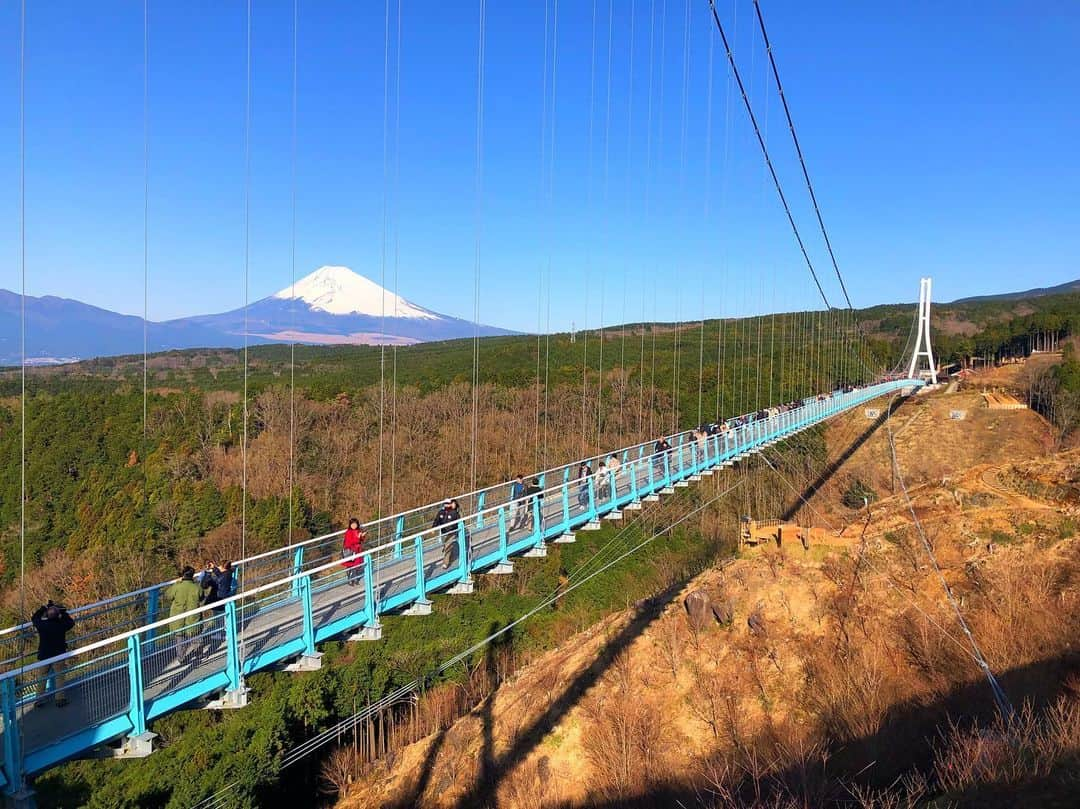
[342,518,367,586]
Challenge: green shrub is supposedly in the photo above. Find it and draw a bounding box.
[841,479,878,510]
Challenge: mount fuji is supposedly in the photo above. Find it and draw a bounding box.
[0,266,514,365]
[174,265,513,346]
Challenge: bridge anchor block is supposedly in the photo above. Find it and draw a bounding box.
[205,686,250,711]
[446,576,475,595]
[115,731,157,759]
[348,624,383,642]
[402,599,433,616]
[285,652,324,673]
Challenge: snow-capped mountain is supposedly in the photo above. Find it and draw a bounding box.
[175,265,510,346]
[271,265,438,320]
[0,266,514,365]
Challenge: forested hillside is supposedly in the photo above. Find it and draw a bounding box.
[0,290,1076,806]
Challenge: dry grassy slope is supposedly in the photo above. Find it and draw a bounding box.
[340,391,1079,809]
[814,386,1050,526]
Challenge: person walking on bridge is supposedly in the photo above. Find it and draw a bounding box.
[653,438,672,480]
[509,474,527,531]
[31,601,74,708]
[200,560,234,651]
[433,499,461,569]
[342,518,367,586]
[523,477,544,532]
[576,461,592,510]
[166,566,203,665]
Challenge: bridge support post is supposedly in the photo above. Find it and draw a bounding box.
[581,477,601,530]
[447,523,475,594]
[206,600,247,710]
[625,463,642,510]
[475,491,486,529]
[1,678,29,806]
[291,547,304,599]
[523,497,547,558]
[393,516,404,559]
[350,561,383,640]
[403,536,433,615]
[659,453,674,495]
[145,586,160,646]
[484,508,514,574]
[286,574,323,672]
[123,635,156,756]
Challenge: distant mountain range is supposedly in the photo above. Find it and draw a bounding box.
[0,266,515,366]
[950,278,1080,304]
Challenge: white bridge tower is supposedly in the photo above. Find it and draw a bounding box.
[907,277,938,384]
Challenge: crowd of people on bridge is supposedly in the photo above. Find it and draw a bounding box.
[25,382,881,712]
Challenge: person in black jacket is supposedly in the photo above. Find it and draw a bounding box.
[201,560,234,651]
[201,561,234,613]
[31,601,74,707]
[523,477,544,531]
[433,499,460,569]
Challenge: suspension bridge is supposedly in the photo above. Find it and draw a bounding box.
[0,375,927,796]
[1,0,952,803]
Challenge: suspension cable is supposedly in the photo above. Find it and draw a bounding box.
[705,0,830,310]
[276,478,745,773]
[885,396,1014,717]
[751,0,851,310]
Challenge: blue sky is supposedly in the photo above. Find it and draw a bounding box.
[1,0,1078,332]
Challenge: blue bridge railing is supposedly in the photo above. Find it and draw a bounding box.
[0,379,921,792]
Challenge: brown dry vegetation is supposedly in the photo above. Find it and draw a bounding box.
[335,392,1080,809]
[1,377,671,615]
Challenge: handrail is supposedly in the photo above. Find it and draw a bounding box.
[0,380,918,681]
[0,419,704,643]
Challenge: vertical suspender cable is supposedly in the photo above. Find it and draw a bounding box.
[596,0,613,457]
[142,0,150,555]
[469,0,487,493]
[16,0,28,777]
[389,0,402,514]
[378,0,391,518]
[676,0,692,430]
[699,0,715,429]
[544,0,561,464]
[717,0,735,422]
[287,0,298,547]
[582,0,597,459]
[542,0,560,467]
[640,0,657,439]
[621,0,635,433]
[535,0,549,471]
[240,0,252,652]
